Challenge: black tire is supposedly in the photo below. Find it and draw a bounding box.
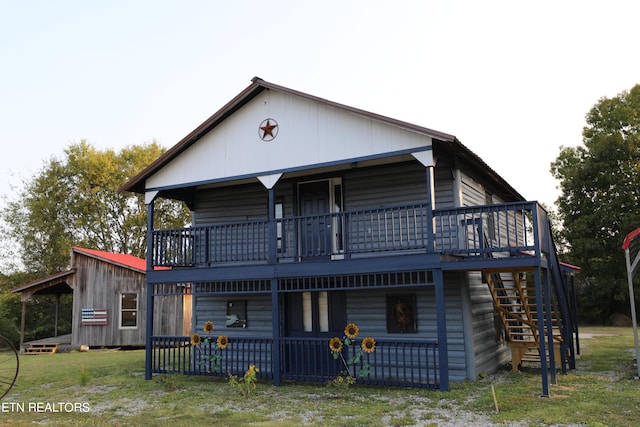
[0,335,19,400]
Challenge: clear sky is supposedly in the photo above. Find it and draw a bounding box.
[1,0,639,208]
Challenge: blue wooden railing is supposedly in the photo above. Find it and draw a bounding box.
[363,339,439,388]
[151,336,274,379]
[434,202,537,256]
[151,201,541,267]
[150,335,439,389]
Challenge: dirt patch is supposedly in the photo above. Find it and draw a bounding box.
[579,333,616,339]
[608,313,633,326]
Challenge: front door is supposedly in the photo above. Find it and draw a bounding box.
[299,181,331,258]
[284,291,347,377]
[298,179,344,259]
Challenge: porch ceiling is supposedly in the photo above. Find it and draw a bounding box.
[195,152,418,191]
[11,269,75,300]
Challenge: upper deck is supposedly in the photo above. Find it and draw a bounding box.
[149,201,551,275]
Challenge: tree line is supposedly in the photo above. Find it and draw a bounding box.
[0,141,190,346]
[552,84,640,323]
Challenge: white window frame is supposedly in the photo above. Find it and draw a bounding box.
[119,292,138,329]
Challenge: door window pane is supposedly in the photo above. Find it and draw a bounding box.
[275,200,283,251]
[318,292,329,332]
[302,292,312,332]
[332,183,344,252]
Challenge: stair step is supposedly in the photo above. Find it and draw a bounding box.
[486,267,572,373]
[24,343,59,355]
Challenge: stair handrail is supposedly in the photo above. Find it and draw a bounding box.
[539,210,578,370]
[546,222,578,336]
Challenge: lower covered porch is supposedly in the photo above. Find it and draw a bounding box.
[146,269,452,390]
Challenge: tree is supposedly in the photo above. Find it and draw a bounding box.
[551,84,640,323]
[2,140,190,275]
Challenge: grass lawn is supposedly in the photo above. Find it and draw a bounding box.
[1,326,638,426]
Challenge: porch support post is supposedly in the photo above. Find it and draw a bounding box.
[534,267,550,397]
[268,188,276,264]
[570,275,580,358]
[268,186,280,384]
[145,199,155,380]
[425,166,435,253]
[412,150,436,253]
[271,278,281,386]
[543,267,558,385]
[54,293,60,337]
[19,299,27,354]
[434,269,449,391]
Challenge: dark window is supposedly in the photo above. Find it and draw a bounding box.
[386,294,417,333]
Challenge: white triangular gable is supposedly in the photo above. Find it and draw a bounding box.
[257,173,283,190]
[411,151,434,168]
[146,89,432,190]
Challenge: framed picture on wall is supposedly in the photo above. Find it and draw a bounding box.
[386,294,417,333]
[226,300,247,328]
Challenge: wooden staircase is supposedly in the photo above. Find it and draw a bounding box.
[484,269,564,372]
[24,342,59,355]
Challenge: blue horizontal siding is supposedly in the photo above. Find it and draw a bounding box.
[194,294,273,338]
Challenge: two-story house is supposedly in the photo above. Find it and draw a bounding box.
[120,77,579,395]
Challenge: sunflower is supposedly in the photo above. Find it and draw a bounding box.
[191,333,202,346]
[329,337,343,353]
[217,335,229,349]
[344,323,359,339]
[361,337,376,353]
[203,321,215,334]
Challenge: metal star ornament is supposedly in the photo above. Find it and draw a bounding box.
[259,118,278,141]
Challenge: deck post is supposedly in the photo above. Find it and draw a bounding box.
[570,275,580,358]
[434,268,449,391]
[54,293,60,337]
[19,300,27,354]
[145,200,155,380]
[425,166,435,253]
[264,163,281,385]
[271,278,281,386]
[534,267,550,397]
[268,188,276,264]
[543,267,558,385]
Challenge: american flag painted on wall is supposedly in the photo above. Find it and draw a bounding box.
[81,308,108,325]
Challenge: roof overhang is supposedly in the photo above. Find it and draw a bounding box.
[11,269,75,301]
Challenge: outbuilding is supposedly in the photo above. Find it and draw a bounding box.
[12,247,191,352]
